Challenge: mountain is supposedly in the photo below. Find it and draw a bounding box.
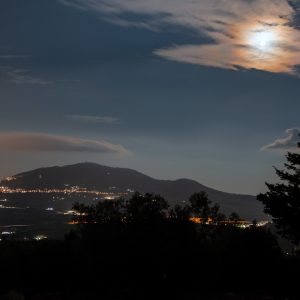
[1,162,266,220]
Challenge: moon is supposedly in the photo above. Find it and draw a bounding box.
[248,29,277,51]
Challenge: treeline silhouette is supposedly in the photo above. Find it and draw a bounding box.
[0,192,299,300]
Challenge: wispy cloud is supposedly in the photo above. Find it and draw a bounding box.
[58,0,300,75]
[0,132,129,155]
[67,115,119,124]
[262,128,300,151]
[0,67,52,85]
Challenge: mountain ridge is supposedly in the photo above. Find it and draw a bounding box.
[1,162,266,220]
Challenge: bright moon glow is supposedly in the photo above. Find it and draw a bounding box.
[248,29,277,51]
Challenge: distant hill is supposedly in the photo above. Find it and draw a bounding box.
[1,162,266,220]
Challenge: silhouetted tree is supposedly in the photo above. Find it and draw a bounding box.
[72,199,124,225]
[215,212,227,224]
[72,202,92,224]
[94,198,124,224]
[188,192,226,224]
[229,212,240,225]
[169,204,191,221]
[257,135,300,244]
[210,203,221,224]
[189,192,211,223]
[126,192,169,222]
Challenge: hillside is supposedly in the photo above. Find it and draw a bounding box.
[1,162,266,220]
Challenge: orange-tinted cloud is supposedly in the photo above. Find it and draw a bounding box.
[0,132,128,155]
[59,0,300,74]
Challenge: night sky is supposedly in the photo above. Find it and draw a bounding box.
[0,0,300,194]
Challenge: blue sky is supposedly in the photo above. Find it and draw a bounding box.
[0,0,300,194]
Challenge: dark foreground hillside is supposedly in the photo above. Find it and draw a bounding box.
[0,226,299,300]
[0,194,299,300]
